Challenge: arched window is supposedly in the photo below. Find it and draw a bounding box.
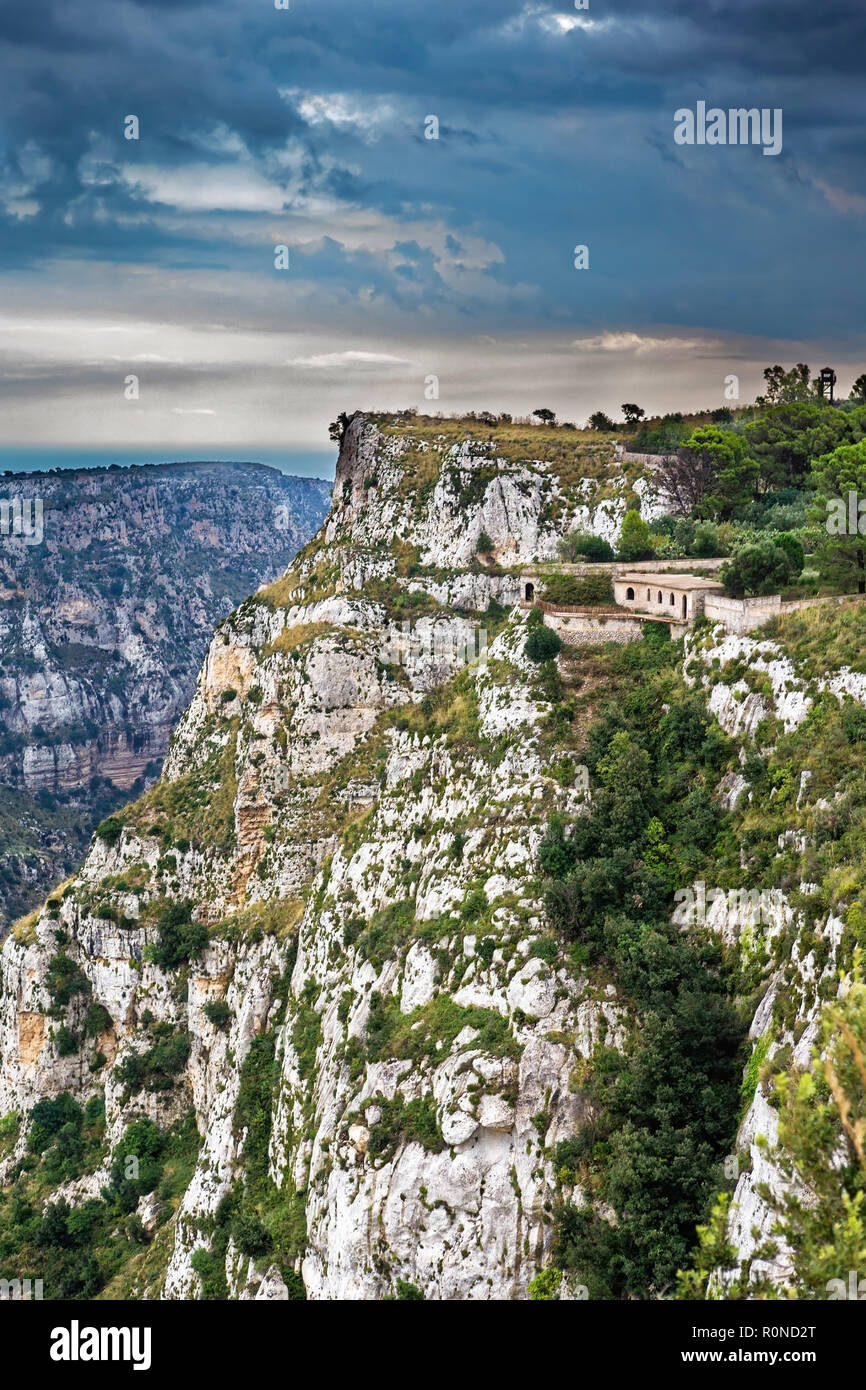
[682,595,688,618]
[646,589,651,600]
[525,582,534,602]
[626,587,634,601]
[670,592,675,605]
[657,591,662,604]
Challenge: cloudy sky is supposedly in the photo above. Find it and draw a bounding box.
[1,0,865,472]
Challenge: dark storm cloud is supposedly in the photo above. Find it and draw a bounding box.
[0,0,865,445]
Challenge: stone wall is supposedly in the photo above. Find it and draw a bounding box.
[704,593,782,634]
[545,611,647,646]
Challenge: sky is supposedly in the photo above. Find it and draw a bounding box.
[1,0,865,474]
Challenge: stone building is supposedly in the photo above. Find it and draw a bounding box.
[613,571,725,627]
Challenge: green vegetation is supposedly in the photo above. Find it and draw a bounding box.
[539,640,746,1298]
[617,509,653,562]
[558,532,615,562]
[146,901,209,970]
[0,1091,199,1299]
[525,626,562,663]
[114,1021,192,1097]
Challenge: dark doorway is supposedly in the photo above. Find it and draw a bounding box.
[525,582,534,602]
[626,587,634,600]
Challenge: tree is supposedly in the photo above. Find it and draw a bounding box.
[617,509,654,561]
[476,530,493,555]
[755,363,815,406]
[771,531,804,577]
[720,540,795,597]
[810,438,866,592]
[532,408,557,426]
[744,403,858,491]
[657,427,758,520]
[851,374,866,404]
[588,411,615,432]
[621,404,645,425]
[328,411,351,443]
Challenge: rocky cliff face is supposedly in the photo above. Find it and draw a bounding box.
[0,462,330,929]
[0,414,857,1301]
[0,415,644,1299]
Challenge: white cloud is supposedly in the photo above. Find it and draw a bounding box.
[120,163,292,213]
[281,90,402,143]
[286,350,414,369]
[570,330,722,355]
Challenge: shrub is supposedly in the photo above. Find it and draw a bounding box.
[94,816,123,847]
[691,521,722,557]
[476,530,493,554]
[461,888,489,922]
[720,541,795,597]
[55,1026,79,1057]
[220,688,238,704]
[46,952,91,1007]
[149,901,208,970]
[525,626,562,663]
[231,1207,272,1257]
[203,998,231,1030]
[28,1093,83,1154]
[394,1279,425,1300]
[558,532,614,562]
[772,531,805,577]
[529,1268,563,1300]
[115,1027,191,1095]
[84,1002,112,1038]
[544,573,612,606]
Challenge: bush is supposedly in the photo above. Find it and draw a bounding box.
[691,522,722,557]
[94,816,123,847]
[115,1027,191,1095]
[720,541,795,597]
[525,626,562,663]
[46,952,91,1008]
[203,999,231,1030]
[772,531,805,577]
[149,902,208,970]
[544,573,612,607]
[28,1093,83,1154]
[84,1002,112,1038]
[558,532,614,562]
[231,1207,272,1257]
[529,1268,563,1300]
[55,1026,79,1057]
[476,530,493,554]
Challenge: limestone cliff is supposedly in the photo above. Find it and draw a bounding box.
[0,461,330,927]
[0,413,859,1301]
